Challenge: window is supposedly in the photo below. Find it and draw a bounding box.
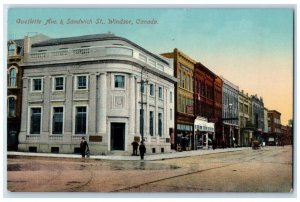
[141,80,145,94]
[31,78,42,92]
[170,109,172,120]
[182,74,185,88]
[170,92,173,103]
[30,108,41,134]
[186,76,190,90]
[149,84,154,96]
[158,113,163,136]
[8,97,16,117]
[8,42,16,56]
[9,68,17,87]
[75,106,87,134]
[150,111,154,136]
[54,77,64,91]
[158,87,163,99]
[76,75,87,90]
[177,71,181,87]
[140,109,144,135]
[115,75,125,88]
[52,107,63,134]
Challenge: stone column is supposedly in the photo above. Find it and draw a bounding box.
[135,78,139,137]
[19,77,29,143]
[64,74,73,142]
[88,73,97,135]
[164,88,168,138]
[41,76,50,143]
[129,74,135,137]
[98,73,107,135]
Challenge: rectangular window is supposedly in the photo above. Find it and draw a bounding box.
[52,107,63,134]
[158,113,163,136]
[30,108,41,134]
[54,77,64,91]
[170,109,172,120]
[159,87,163,99]
[8,97,16,117]
[77,75,87,90]
[140,109,144,135]
[75,106,87,134]
[150,84,154,96]
[32,78,42,91]
[115,75,125,88]
[141,80,145,94]
[150,111,154,136]
[170,92,172,103]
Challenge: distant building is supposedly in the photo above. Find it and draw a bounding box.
[161,49,196,150]
[18,33,176,155]
[220,76,239,148]
[281,125,292,145]
[238,90,253,147]
[267,110,282,146]
[251,95,265,143]
[263,107,269,144]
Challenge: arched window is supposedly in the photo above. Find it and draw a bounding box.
[9,68,17,87]
[8,97,16,117]
[8,42,16,56]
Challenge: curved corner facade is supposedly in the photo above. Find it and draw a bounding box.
[18,34,176,155]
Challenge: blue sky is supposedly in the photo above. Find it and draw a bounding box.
[7,7,294,124]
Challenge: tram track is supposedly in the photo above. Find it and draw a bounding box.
[110,148,287,192]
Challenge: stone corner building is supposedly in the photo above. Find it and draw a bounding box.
[18,33,176,155]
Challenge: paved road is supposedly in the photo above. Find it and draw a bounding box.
[7,146,293,193]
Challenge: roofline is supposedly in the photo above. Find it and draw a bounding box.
[31,35,169,65]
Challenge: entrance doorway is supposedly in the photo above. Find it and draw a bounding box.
[111,123,125,150]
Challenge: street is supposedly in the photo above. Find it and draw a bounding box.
[7,146,293,193]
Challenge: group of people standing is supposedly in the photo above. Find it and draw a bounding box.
[80,137,146,160]
[131,140,146,160]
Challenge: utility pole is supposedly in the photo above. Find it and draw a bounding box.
[138,67,147,144]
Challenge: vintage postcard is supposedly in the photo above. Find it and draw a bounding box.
[5,5,294,197]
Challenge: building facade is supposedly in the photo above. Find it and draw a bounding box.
[161,49,196,150]
[267,110,282,146]
[220,76,239,148]
[18,33,176,155]
[281,125,292,145]
[238,90,253,147]
[251,95,265,144]
[194,62,222,148]
[7,39,24,150]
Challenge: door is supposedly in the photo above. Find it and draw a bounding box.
[111,123,125,150]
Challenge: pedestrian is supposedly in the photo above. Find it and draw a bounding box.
[222,140,225,149]
[212,139,216,150]
[139,142,146,160]
[131,140,139,156]
[80,137,89,158]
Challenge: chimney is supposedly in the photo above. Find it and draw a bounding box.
[24,36,31,55]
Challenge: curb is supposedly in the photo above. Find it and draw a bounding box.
[7,147,250,161]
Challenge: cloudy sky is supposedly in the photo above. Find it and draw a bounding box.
[7,7,294,124]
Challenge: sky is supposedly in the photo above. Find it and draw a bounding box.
[6,7,294,125]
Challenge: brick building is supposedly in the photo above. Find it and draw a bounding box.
[194,62,223,148]
[267,110,282,146]
[161,49,196,150]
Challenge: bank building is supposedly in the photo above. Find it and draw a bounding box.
[18,33,176,155]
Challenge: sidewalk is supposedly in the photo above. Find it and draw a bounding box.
[7,147,251,161]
